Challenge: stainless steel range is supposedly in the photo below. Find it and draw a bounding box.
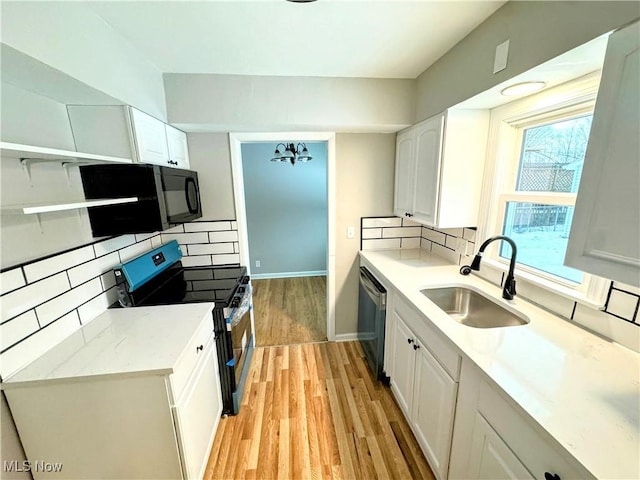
[112,240,253,415]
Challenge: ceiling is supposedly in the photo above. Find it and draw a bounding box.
[82,0,506,79]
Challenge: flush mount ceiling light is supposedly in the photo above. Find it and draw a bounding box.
[270,143,313,166]
[500,81,547,97]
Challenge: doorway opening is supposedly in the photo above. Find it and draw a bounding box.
[229,133,336,347]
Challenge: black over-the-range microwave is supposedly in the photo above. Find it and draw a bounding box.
[79,164,202,237]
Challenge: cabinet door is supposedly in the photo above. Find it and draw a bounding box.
[390,312,416,417]
[130,108,170,166]
[166,125,191,169]
[412,114,444,226]
[412,340,458,480]
[565,21,640,286]
[466,413,534,480]
[173,339,222,480]
[394,130,416,218]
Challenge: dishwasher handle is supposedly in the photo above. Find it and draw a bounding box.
[360,267,387,308]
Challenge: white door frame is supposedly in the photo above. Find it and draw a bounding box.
[228,132,336,342]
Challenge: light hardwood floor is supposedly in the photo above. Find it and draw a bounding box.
[252,277,327,347]
[204,341,435,480]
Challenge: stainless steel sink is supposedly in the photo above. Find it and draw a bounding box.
[420,286,529,328]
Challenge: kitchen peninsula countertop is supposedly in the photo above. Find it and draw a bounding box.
[360,248,640,480]
[2,303,214,387]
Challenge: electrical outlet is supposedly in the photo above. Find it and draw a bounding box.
[255,260,261,268]
[347,226,355,239]
[456,238,467,255]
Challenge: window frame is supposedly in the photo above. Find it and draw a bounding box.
[478,72,609,307]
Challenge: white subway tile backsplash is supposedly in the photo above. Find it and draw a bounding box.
[0,311,81,379]
[24,246,95,283]
[94,235,136,257]
[517,280,576,320]
[613,281,640,296]
[422,228,446,245]
[209,231,239,243]
[184,221,232,232]
[401,237,421,249]
[362,217,402,228]
[118,240,153,263]
[431,244,459,264]
[164,224,185,234]
[463,228,477,242]
[401,218,421,227]
[161,232,209,245]
[151,235,163,248]
[607,289,639,320]
[181,255,213,267]
[135,232,159,242]
[35,278,102,327]
[362,238,402,251]
[442,227,464,238]
[573,304,640,353]
[1,311,39,351]
[231,221,238,230]
[0,268,25,295]
[421,238,432,251]
[361,228,382,240]
[383,227,422,238]
[212,254,241,265]
[77,287,119,325]
[100,271,117,291]
[67,252,120,288]
[233,243,240,254]
[188,243,235,256]
[444,235,459,250]
[1,273,70,323]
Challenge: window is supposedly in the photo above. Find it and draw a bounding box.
[481,74,607,303]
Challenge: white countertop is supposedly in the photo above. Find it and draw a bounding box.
[2,303,214,388]
[360,248,640,480]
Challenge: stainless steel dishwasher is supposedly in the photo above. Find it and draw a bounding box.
[357,266,387,381]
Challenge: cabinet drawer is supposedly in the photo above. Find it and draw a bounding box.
[394,292,461,380]
[477,380,593,480]
[171,317,214,400]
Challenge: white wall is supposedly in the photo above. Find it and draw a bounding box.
[241,142,328,278]
[165,74,415,132]
[0,2,167,120]
[414,1,640,121]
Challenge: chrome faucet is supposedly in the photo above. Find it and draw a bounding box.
[460,235,518,300]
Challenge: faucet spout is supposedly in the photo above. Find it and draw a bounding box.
[459,235,518,300]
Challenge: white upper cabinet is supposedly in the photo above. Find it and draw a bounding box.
[165,124,191,169]
[565,21,640,286]
[67,105,190,169]
[394,109,489,228]
[129,107,170,166]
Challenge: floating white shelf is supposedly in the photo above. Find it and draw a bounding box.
[2,197,138,215]
[0,142,133,164]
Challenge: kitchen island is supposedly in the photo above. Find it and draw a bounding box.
[360,248,639,480]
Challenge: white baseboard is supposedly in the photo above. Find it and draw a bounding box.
[334,333,359,342]
[252,270,327,280]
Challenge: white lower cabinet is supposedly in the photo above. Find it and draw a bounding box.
[449,360,594,480]
[388,294,459,480]
[466,413,534,480]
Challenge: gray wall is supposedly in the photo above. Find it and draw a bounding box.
[164,73,415,132]
[241,142,328,277]
[335,133,396,335]
[415,1,640,121]
[186,133,236,221]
